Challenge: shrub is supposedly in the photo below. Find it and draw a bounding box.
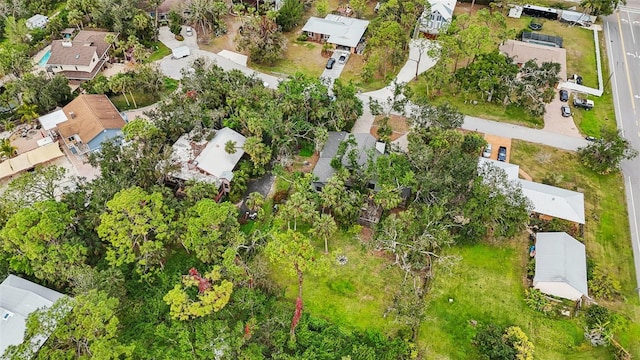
[503,326,534,360]
[296,33,308,41]
[524,288,553,314]
[585,305,610,329]
[473,325,516,360]
[588,266,622,300]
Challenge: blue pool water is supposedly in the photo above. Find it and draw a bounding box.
[38,50,51,67]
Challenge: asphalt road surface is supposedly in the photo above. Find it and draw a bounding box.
[603,2,640,296]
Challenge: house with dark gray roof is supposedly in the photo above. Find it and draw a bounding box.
[312,132,385,191]
[533,232,588,300]
[46,30,115,81]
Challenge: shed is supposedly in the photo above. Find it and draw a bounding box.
[172,46,191,59]
[533,232,588,300]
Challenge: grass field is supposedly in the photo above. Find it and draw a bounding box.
[420,242,612,359]
[110,91,159,111]
[511,140,640,356]
[266,138,640,358]
[269,227,404,334]
[147,41,172,62]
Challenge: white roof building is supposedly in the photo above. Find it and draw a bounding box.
[478,157,520,181]
[533,232,588,300]
[171,127,246,186]
[477,158,585,224]
[419,0,456,35]
[302,15,369,48]
[26,14,49,30]
[0,275,66,355]
[519,180,585,224]
[38,109,68,131]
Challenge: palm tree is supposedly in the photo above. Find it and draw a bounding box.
[0,139,18,159]
[17,103,38,124]
[312,213,338,253]
[2,120,16,133]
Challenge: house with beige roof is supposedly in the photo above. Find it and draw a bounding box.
[38,95,126,156]
[46,30,115,81]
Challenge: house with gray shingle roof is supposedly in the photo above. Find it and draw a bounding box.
[312,132,385,191]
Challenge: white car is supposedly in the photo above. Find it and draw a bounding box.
[185,27,193,36]
[482,143,492,158]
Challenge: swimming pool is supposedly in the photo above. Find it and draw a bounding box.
[38,50,51,67]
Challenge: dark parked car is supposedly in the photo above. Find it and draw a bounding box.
[529,22,543,30]
[559,89,569,102]
[338,54,347,64]
[561,104,571,117]
[570,74,583,85]
[326,58,336,69]
[498,146,507,162]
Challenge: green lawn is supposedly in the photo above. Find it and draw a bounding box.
[109,91,159,111]
[421,242,613,359]
[269,228,404,334]
[147,41,172,62]
[511,140,640,356]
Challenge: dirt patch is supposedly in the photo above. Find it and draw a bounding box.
[483,134,512,162]
[197,15,243,53]
[359,227,373,243]
[287,152,319,173]
[369,114,410,141]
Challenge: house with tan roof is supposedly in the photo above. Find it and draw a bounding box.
[46,30,115,81]
[39,95,126,156]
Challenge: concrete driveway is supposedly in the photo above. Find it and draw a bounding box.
[157,27,281,89]
[542,90,582,137]
[320,51,348,89]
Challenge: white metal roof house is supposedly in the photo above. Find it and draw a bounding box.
[533,232,588,300]
[519,180,585,224]
[0,275,67,356]
[478,157,520,181]
[476,158,585,224]
[419,0,456,36]
[170,127,246,200]
[301,15,369,53]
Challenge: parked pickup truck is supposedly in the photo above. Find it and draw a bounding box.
[573,98,594,110]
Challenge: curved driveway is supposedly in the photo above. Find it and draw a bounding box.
[155,28,588,152]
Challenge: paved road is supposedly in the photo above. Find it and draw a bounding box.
[603,2,640,295]
[461,116,589,151]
